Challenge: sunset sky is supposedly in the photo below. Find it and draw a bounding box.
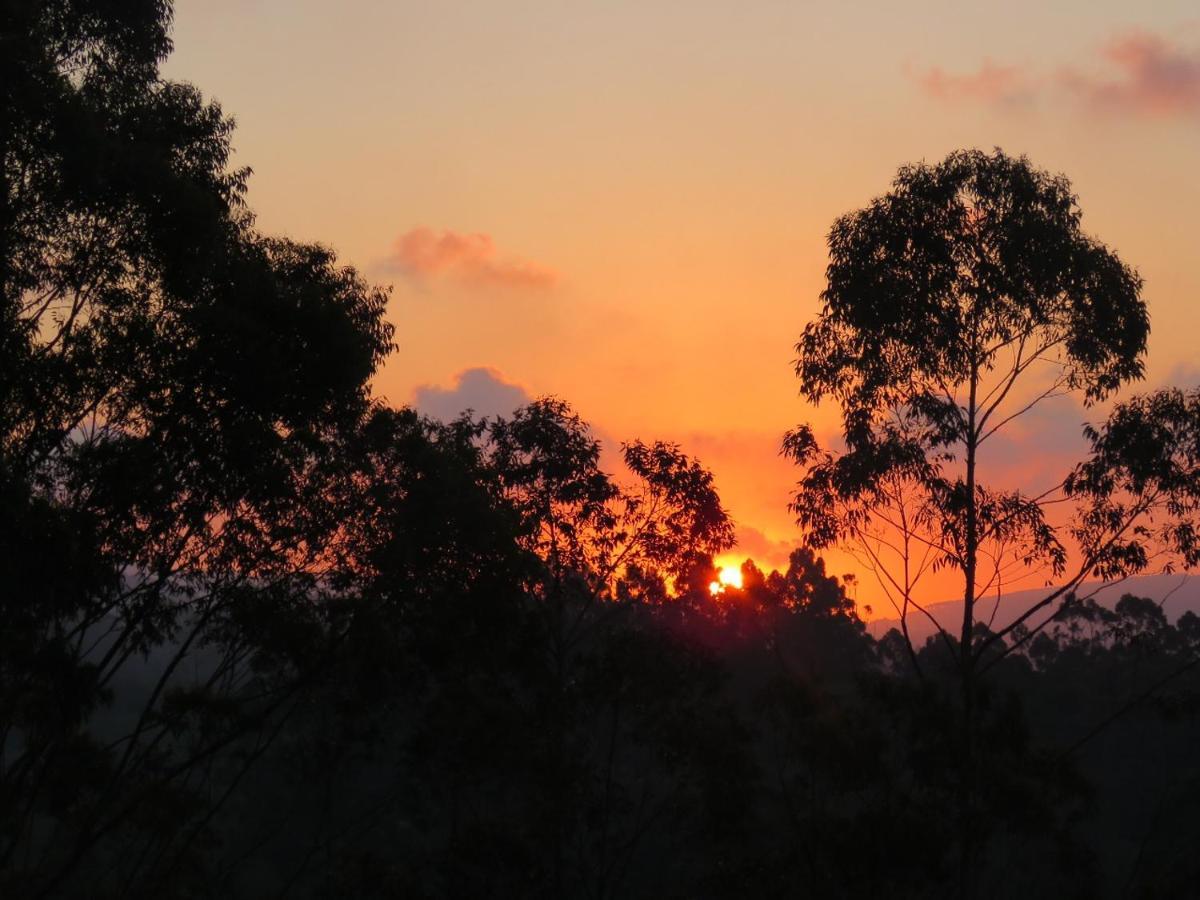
[165,1,1200,601]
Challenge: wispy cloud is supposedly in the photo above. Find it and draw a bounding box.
[1060,30,1200,117]
[914,60,1037,107]
[384,227,557,290]
[730,525,798,574]
[912,27,1200,120]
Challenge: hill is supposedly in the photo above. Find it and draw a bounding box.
[865,573,1200,646]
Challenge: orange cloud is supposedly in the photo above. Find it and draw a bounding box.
[914,60,1036,106]
[385,227,556,290]
[729,525,797,574]
[1060,30,1200,117]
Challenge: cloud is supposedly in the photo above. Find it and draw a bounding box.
[913,27,1200,120]
[914,60,1037,107]
[730,525,797,573]
[412,367,531,421]
[1060,30,1200,117]
[412,370,634,476]
[976,393,1093,495]
[679,429,799,520]
[384,227,556,290]
[1159,362,1200,390]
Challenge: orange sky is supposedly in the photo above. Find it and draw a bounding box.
[166,1,1200,608]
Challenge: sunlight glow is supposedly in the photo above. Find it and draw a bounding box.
[709,565,744,595]
[719,566,744,589]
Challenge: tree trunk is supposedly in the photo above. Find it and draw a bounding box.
[959,357,980,900]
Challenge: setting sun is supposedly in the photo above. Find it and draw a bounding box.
[709,565,745,595]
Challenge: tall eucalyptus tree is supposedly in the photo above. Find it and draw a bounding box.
[786,148,1200,896]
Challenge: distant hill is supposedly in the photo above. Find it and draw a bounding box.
[865,573,1200,646]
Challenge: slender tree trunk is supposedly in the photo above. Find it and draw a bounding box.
[959,358,980,900]
[550,578,567,900]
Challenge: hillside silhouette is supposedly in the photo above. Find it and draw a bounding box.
[867,573,1200,645]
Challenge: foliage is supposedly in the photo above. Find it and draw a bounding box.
[785,149,1200,671]
[786,148,1200,896]
[1,3,391,894]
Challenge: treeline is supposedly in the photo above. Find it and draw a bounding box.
[8,384,1200,897]
[5,3,1200,899]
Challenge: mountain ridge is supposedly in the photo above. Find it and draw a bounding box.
[864,573,1200,645]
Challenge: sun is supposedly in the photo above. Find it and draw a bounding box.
[708,565,744,595]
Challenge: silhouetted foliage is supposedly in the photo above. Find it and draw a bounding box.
[786,148,1200,897]
[2,2,391,895]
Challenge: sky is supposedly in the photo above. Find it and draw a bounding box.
[165,1,1200,605]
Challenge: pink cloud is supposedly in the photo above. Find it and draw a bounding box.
[913,28,1200,120]
[385,227,556,290]
[1060,30,1200,117]
[914,60,1036,106]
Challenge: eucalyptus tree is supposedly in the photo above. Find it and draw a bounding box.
[293,400,742,900]
[486,397,735,610]
[1,2,392,894]
[785,148,1200,895]
[478,398,738,899]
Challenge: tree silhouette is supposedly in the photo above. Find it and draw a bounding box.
[786,148,1200,897]
[279,401,747,899]
[482,399,737,898]
[1,3,392,894]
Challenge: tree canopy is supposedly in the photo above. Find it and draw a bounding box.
[787,147,1200,898]
[785,149,1196,662]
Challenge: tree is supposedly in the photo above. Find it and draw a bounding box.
[482,398,737,898]
[785,148,1200,896]
[1,3,393,894]
[291,400,745,900]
